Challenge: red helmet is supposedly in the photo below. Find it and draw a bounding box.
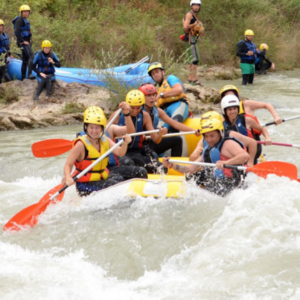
[139,83,157,95]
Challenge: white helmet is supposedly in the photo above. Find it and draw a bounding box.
[221,94,240,115]
[190,0,201,6]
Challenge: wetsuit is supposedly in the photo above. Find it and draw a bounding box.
[12,16,35,80]
[32,50,61,99]
[236,40,257,85]
[255,49,272,74]
[0,32,12,83]
[184,11,200,65]
[156,75,189,133]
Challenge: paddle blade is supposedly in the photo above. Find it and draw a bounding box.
[32,139,73,158]
[248,161,298,180]
[3,184,65,231]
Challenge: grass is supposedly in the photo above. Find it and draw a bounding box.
[0,85,19,104]
[0,0,299,70]
[62,102,86,114]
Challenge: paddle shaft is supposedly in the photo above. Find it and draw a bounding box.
[124,56,149,74]
[261,115,300,127]
[257,141,300,149]
[145,130,197,139]
[115,129,159,139]
[105,108,122,131]
[50,139,124,200]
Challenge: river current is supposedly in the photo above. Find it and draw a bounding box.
[1,71,300,299]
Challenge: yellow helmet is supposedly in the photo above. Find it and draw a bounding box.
[147,62,164,76]
[191,22,204,36]
[200,118,224,138]
[244,29,254,36]
[0,19,4,25]
[20,4,31,12]
[259,43,269,51]
[126,90,145,106]
[200,111,223,124]
[220,84,240,99]
[41,40,52,49]
[84,111,107,128]
[83,106,105,120]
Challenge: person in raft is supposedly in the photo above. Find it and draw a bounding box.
[255,43,275,75]
[219,84,282,126]
[12,5,35,80]
[236,29,258,85]
[147,62,190,133]
[183,0,204,85]
[139,83,200,156]
[63,106,131,197]
[32,40,61,100]
[0,19,12,84]
[163,113,250,197]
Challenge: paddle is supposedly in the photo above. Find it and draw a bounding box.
[261,115,300,127]
[169,159,298,180]
[3,139,125,232]
[31,108,123,158]
[122,56,150,75]
[257,141,300,149]
[145,130,199,139]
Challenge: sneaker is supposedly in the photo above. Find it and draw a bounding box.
[28,75,36,80]
[33,95,39,100]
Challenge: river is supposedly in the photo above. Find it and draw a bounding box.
[1,71,300,299]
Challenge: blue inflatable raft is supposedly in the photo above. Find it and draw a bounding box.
[7,58,153,87]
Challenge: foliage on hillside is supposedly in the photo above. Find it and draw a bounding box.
[1,0,300,69]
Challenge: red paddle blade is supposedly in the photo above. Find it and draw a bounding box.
[248,161,298,180]
[3,184,65,231]
[32,139,73,158]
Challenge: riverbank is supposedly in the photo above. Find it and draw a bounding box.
[0,65,244,131]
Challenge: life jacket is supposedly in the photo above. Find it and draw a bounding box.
[142,105,159,129]
[72,134,110,182]
[203,137,245,179]
[156,77,188,108]
[36,50,55,74]
[182,11,202,44]
[105,131,119,167]
[12,16,31,39]
[244,114,262,139]
[237,40,257,61]
[0,33,10,54]
[118,111,144,149]
[223,114,251,138]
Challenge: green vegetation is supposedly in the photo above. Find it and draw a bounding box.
[0,84,19,103]
[1,0,299,69]
[62,102,86,114]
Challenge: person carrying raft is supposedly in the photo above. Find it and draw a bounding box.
[12,5,35,80]
[63,106,131,196]
[110,89,167,174]
[221,94,272,164]
[163,112,250,197]
[147,62,190,133]
[32,40,61,100]
[182,0,204,85]
[0,19,12,84]
[139,83,200,156]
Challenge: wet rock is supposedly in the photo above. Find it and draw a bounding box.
[197,65,241,80]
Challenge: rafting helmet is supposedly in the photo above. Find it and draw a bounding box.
[139,83,157,95]
[126,90,145,106]
[83,107,106,132]
[221,94,240,115]
[200,118,224,138]
[0,19,4,25]
[190,0,201,6]
[191,22,204,36]
[20,4,31,12]
[259,43,269,51]
[41,40,52,49]
[220,85,240,99]
[200,111,223,124]
[147,62,164,77]
[244,29,254,36]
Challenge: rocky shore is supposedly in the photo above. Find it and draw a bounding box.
[0,66,241,131]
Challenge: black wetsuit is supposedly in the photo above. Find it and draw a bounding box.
[255,49,272,74]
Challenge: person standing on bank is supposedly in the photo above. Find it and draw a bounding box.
[0,19,12,84]
[12,4,35,80]
[236,29,258,85]
[32,40,61,100]
[183,0,204,85]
